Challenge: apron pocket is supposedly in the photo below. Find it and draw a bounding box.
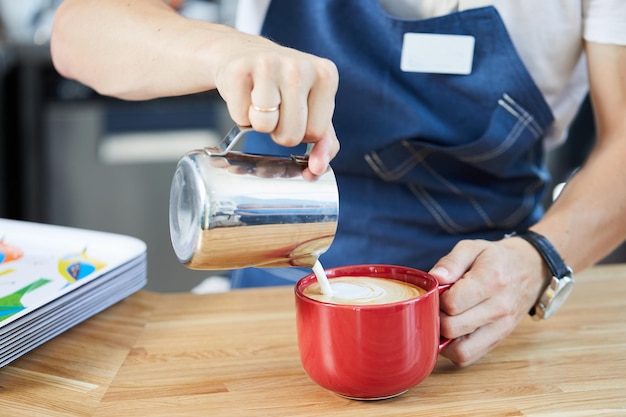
[365,93,546,182]
[364,93,549,233]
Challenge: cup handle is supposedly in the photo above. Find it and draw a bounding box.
[438,284,453,353]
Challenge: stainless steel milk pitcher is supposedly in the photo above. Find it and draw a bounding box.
[169,126,339,270]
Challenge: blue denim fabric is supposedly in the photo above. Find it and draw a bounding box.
[231,2,554,287]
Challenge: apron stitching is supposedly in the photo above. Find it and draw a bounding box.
[459,103,528,163]
[411,169,539,232]
[365,102,541,231]
[419,158,496,229]
[498,94,543,139]
[365,142,431,181]
[390,143,427,179]
[369,143,499,232]
[402,140,434,172]
[496,98,519,119]
[502,93,543,138]
[365,152,397,181]
[365,151,412,182]
[408,183,463,234]
[459,94,541,162]
[500,177,544,227]
[364,152,386,177]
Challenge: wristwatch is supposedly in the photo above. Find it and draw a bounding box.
[506,230,575,320]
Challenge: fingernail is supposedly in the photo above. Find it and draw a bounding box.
[429,266,449,279]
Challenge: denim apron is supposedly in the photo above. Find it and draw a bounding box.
[230,1,555,288]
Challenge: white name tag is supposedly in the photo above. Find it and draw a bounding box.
[400,33,475,75]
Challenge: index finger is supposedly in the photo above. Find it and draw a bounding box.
[429,240,489,284]
[304,57,338,141]
[304,124,340,177]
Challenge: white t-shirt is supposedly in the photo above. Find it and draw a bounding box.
[235,0,626,147]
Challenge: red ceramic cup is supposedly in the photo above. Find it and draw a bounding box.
[295,264,451,400]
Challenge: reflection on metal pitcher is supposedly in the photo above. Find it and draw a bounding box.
[169,126,339,270]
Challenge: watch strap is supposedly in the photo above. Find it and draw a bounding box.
[511,230,571,280]
[506,230,572,316]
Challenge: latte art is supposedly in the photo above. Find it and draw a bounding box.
[303,276,426,305]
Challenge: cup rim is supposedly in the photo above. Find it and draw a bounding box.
[294,264,439,308]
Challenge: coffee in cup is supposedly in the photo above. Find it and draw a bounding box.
[303,276,426,305]
[295,264,451,400]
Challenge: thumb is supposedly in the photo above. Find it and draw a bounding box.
[428,240,487,285]
[428,265,454,285]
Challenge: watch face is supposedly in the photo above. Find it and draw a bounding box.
[539,276,575,320]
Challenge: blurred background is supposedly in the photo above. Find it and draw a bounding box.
[0,0,237,292]
[0,1,623,293]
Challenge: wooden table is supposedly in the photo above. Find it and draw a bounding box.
[1,264,625,416]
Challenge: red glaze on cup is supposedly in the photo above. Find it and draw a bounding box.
[295,264,451,400]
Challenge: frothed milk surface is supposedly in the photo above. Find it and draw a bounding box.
[303,276,426,305]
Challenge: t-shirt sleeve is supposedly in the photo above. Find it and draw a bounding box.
[234,0,271,34]
[583,0,626,45]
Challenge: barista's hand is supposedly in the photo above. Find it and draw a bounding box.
[213,34,340,177]
[429,237,547,367]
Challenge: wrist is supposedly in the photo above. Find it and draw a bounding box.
[505,230,575,319]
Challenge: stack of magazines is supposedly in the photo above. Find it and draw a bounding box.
[0,219,147,367]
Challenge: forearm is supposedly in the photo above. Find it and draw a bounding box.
[50,0,339,175]
[533,135,626,272]
[51,0,236,100]
[531,42,626,273]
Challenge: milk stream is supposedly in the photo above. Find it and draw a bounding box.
[312,260,333,295]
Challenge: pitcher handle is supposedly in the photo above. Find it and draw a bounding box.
[210,125,313,161]
[207,125,255,157]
